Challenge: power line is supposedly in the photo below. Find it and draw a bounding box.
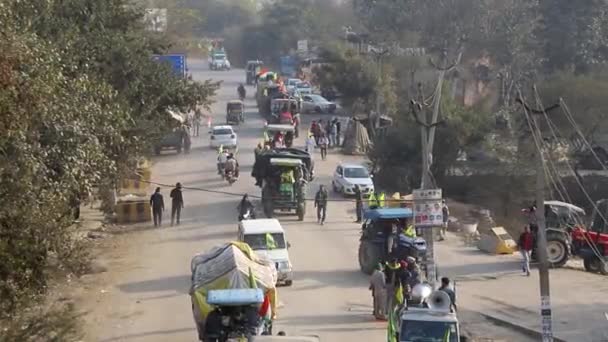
[131,178,413,204]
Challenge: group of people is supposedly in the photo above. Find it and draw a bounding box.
[304,118,341,161]
[369,257,424,320]
[369,258,457,321]
[149,183,185,227]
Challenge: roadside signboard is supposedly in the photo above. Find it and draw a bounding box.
[152,54,187,78]
[413,189,443,227]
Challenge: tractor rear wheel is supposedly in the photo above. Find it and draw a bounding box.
[546,232,569,267]
[584,256,608,275]
[358,240,380,275]
[296,203,305,221]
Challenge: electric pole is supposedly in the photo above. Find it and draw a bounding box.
[410,46,461,287]
[517,92,560,342]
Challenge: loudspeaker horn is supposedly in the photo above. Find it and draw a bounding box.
[427,290,451,312]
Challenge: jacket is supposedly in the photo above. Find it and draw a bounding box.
[150,192,164,210]
[518,231,534,251]
[170,188,183,206]
[315,189,328,207]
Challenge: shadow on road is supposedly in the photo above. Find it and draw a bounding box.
[294,269,367,288]
[116,274,190,294]
[441,261,520,278]
[280,313,375,326]
[149,229,236,245]
[98,327,193,342]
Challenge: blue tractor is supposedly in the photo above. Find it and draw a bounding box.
[358,208,428,274]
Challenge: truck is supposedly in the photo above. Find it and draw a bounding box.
[252,148,314,221]
[152,54,187,78]
[190,242,279,342]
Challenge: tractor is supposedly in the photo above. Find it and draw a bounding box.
[358,208,428,275]
[525,199,608,273]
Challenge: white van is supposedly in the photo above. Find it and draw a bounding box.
[238,219,293,286]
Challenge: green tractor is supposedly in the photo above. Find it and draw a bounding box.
[253,148,314,221]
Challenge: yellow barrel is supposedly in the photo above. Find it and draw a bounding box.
[115,197,151,224]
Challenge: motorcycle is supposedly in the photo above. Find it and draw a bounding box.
[238,87,246,102]
[238,207,256,221]
[225,170,238,185]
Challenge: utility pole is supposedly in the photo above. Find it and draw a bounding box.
[516,92,560,342]
[370,47,390,140]
[410,46,460,287]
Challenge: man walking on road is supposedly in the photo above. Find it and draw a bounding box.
[170,182,184,226]
[518,225,534,276]
[314,185,328,225]
[369,262,387,320]
[354,185,363,223]
[318,134,329,160]
[439,199,449,241]
[150,187,165,227]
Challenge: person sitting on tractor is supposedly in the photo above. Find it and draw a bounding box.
[279,167,295,199]
[273,131,285,148]
[279,105,293,124]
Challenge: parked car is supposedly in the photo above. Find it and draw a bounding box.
[295,81,313,95]
[301,94,337,114]
[332,163,374,197]
[286,78,301,93]
[209,125,237,148]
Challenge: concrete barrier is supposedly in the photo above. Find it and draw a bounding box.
[477,227,516,254]
[115,197,151,224]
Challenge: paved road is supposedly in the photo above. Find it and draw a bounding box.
[79,63,536,342]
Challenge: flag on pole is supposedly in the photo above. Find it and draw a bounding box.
[387,307,397,342]
[395,284,404,306]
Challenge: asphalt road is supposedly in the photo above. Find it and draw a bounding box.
[79,63,536,342]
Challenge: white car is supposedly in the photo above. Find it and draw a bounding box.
[301,94,337,114]
[332,163,375,196]
[209,125,237,148]
[209,54,231,70]
[295,81,313,95]
[238,219,293,286]
[286,78,300,93]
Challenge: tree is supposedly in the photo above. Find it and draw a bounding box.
[0,1,217,338]
[539,0,608,73]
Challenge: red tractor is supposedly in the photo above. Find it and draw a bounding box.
[524,200,608,274]
[571,199,608,274]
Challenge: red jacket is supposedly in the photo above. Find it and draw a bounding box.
[519,231,534,251]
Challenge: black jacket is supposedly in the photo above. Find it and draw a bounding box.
[315,189,328,207]
[170,188,184,207]
[150,192,164,210]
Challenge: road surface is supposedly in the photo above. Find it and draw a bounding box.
[77,63,535,342]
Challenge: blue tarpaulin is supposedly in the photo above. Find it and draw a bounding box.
[152,54,186,78]
[364,208,413,220]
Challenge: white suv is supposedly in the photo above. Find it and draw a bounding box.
[332,163,374,197]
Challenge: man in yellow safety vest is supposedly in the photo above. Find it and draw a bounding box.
[378,192,386,208]
[368,192,379,209]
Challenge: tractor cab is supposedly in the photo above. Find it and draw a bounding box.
[571,199,608,274]
[358,208,427,274]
